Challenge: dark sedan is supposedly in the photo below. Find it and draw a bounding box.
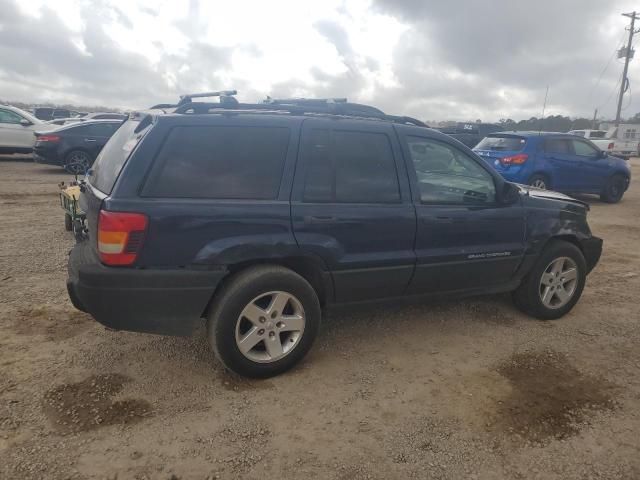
[33,120,122,173]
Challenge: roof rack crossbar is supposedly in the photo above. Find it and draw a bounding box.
[177,90,238,106]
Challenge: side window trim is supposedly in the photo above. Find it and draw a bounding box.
[300,127,402,205]
[403,135,498,207]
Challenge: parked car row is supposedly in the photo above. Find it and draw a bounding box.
[67,92,606,378]
[473,131,631,203]
[0,104,124,173]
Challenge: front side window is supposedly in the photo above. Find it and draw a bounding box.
[144,126,290,199]
[302,129,401,203]
[407,136,495,205]
[572,140,598,157]
[0,109,23,124]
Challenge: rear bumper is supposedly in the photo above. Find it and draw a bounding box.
[67,242,227,336]
[33,150,62,166]
[581,236,603,273]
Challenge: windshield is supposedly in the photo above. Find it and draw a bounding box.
[475,135,526,151]
[88,119,143,193]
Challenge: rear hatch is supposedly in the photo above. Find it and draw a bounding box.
[473,134,527,169]
[80,117,147,246]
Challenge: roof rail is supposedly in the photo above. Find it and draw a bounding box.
[162,91,428,127]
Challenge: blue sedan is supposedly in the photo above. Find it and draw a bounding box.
[473,132,631,203]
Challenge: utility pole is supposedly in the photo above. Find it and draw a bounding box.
[615,11,640,126]
[592,108,598,129]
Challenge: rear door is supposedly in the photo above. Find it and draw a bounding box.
[83,122,120,157]
[291,118,416,302]
[540,137,580,190]
[400,131,525,294]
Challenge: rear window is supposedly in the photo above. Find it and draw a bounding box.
[589,131,607,139]
[475,136,526,151]
[89,119,141,193]
[143,126,290,199]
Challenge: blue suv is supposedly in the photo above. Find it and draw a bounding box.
[473,132,631,203]
[67,94,603,378]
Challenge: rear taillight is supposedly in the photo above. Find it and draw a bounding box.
[608,142,615,150]
[500,153,528,165]
[97,211,148,266]
[37,135,60,143]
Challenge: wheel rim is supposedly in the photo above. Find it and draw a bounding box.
[539,256,579,309]
[531,178,546,189]
[235,291,306,363]
[65,152,90,174]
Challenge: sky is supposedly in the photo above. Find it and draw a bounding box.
[1,0,639,122]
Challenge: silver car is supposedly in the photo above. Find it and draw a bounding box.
[0,105,53,154]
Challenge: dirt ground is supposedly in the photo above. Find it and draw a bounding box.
[1,157,639,480]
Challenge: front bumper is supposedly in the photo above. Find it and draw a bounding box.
[67,241,227,336]
[581,236,603,273]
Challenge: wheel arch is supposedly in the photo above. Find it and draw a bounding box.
[200,256,333,319]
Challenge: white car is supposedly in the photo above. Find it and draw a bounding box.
[569,128,639,159]
[0,105,53,154]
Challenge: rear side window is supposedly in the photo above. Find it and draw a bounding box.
[86,123,119,136]
[475,136,525,151]
[89,119,142,193]
[302,129,400,203]
[545,138,571,154]
[144,126,290,199]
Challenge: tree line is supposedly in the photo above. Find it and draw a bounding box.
[497,113,640,132]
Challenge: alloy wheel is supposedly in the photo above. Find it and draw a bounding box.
[538,256,578,309]
[64,152,90,174]
[234,291,306,363]
[531,178,547,189]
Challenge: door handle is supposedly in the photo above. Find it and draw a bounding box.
[84,138,97,143]
[304,215,337,224]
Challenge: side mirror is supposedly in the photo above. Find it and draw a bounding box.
[499,181,520,205]
[598,150,607,159]
[19,119,32,127]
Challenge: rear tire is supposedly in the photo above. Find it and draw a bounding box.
[512,240,587,320]
[63,150,91,175]
[64,213,73,231]
[207,265,321,378]
[529,173,549,190]
[600,174,626,203]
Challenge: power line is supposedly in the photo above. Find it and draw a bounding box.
[589,28,628,102]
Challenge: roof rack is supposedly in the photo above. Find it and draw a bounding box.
[156,91,428,127]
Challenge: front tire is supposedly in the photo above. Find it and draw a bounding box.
[600,174,626,203]
[207,265,321,378]
[512,240,587,320]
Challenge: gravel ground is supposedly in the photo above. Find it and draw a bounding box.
[1,157,639,480]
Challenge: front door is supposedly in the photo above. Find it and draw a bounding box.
[399,133,526,294]
[570,138,609,191]
[0,108,33,149]
[291,118,416,302]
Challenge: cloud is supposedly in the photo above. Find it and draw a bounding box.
[1,0,639,121]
